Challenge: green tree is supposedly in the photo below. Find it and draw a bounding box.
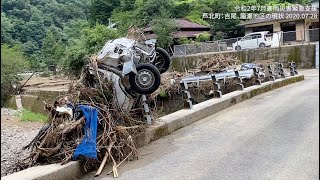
[178,37,191,44]
[135,0,174,26]
[63,24,119,77]
[171,2,192,18]
[1,0,90,61]
[151,10,178,48]
[196,32,211,42]
[41,30,61,67]
[111,10,136,35]
[206,0,240,38]
[1,44,28,102]
[81,23,119,53]
[90,0,120,25]
[63,39,88,78]
[1,13,14,44]
[119,0,136,11]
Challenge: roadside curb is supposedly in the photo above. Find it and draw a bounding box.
[2,75,304,180]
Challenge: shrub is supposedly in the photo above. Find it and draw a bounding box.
[196,32,211,42]
[213,31,225,40]
[178,37,191,44]
[39,70,51,77]
[18,109,47,122]
[1,44,28,103]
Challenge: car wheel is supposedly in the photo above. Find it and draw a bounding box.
[235,45,241,51]
[153,47,171,74]
[259,43,266,48]
[129,63,161,94]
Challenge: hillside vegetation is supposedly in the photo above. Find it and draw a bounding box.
[1,0,310,102]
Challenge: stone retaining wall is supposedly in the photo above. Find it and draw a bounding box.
[171,43,317,72]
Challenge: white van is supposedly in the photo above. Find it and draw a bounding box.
[232,31,273,50]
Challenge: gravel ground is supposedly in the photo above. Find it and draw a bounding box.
[1,108,44,177]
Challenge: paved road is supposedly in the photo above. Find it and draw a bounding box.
[81,69,319,180]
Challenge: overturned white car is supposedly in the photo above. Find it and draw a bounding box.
[81,37,171,109]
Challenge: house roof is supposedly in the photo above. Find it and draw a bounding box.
[144,30,210,39]
[176,19,210,29]
[143,19,210,32]
[239,5,319,26]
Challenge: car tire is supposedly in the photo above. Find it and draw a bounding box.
[235,45,241,51]
[259,43,266,48]
[153,47,171,74]
[129,63,161,94]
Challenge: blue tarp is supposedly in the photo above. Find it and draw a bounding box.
[73,105,98,160]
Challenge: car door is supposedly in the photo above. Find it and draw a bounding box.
[251,33,262,48]
[240,34,254,49]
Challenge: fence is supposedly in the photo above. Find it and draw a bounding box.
[173,28,319,56]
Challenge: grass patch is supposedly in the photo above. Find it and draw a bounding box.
[18,109,48,122]
[39,70,51,77]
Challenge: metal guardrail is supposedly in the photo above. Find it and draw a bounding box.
[180,69,255,83]
[178,62,297,109]
[141,62,298,123]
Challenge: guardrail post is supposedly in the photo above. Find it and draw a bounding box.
[274,62,285,78]
[180,81,193,109]
[274,62,279,77]
[211,75,222,97]
[278,63,286,78]
[289,61,298,76]
[267,64,275,81]
[235,70,244,90]
[141,94,152,125]
[253,67,262,85]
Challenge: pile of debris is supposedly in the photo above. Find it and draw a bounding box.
[9,43,264,178]
[11,79,147,178]
[196,54,242,74]
[152,54,248,99]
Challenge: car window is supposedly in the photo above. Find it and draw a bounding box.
[251,34,262,39]
[265,33,272,38]
[242,35,252,40]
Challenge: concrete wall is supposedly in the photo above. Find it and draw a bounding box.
[296,20,305,41]
[3,91,67,115]
[245,27,253,34]
[171,43,316,72]
[273,22,281,32]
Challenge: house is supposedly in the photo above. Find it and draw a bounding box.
[239,4,319,43]
[143,19,211,42]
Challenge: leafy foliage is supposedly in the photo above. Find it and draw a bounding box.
[1,44,28,102]
[135,0,175,26]
[196,32,211,42]
[0,0,309,103]
[1,0,308,77]
[19,109,48,122]
[151,10,178,48]
[63,24,119,77]
[178,37,191,44]
[90,0,120,25]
